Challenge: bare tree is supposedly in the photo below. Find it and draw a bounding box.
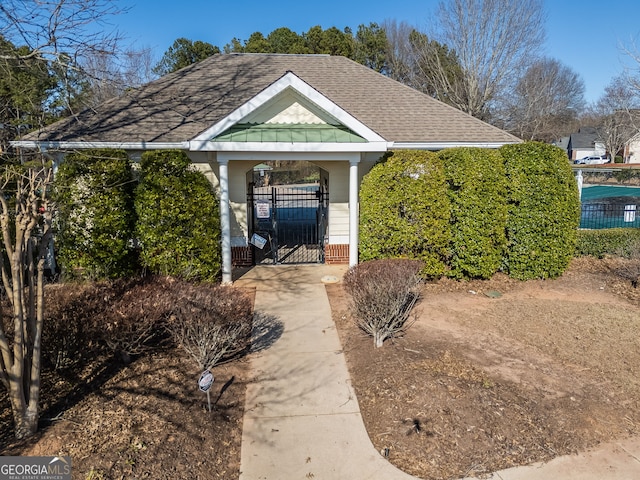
[497,58,585,142]
[423,0,545,120]
[82,47,158,107]
[383,20,415,87]
[383,19,463,103]
[0,0,128,116]
[0,0,124,439]
[0,0,125,65]
[0,162,54,439]
[593,75,640,162]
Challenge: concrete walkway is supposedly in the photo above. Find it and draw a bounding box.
[234,265,640,480]
[235,264,417,479]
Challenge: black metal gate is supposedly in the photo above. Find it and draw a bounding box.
[248,184,328,264]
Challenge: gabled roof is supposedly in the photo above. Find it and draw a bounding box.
[17,53,520,149]
[568,128,602,150]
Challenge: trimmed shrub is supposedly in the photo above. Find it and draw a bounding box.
[613,169,639,183]
[54,149,136,279]
[135,150,221,282]
[501,143,580,280]
[343,259,423,348]
[576,228,640,259]
[167,283,253,369]
[440,147,508,279]
[359,150,450,277]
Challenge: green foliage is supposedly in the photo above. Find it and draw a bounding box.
[239,32,271,53]
[153,38,220,76]
[0,36,56,149]
[613,169,639,183]
[359,150,450,277]
[267,27,309,54]
[501,142,580,280]
[575,228,640,259]
[223,23,387,72]
[440,148,508,279]
[305,26,354,57]
[353,23,389,73]
[135,150,221,282]
[55,149,136,279]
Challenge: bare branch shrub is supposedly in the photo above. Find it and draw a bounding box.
[44,277,176,365]
[343,259,423,348]
[101,277,176,362]
[167,284,253,370]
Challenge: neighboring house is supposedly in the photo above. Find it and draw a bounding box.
[623,132,640,163]
[12,53,520,283]
[553,136,570,153]
[566,127,606,161]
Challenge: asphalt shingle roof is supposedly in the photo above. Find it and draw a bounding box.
[25,54,520,145]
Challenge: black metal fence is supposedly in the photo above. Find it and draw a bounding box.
[248,185,328,264]
[580,203,640,229]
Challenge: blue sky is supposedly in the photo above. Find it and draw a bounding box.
[113,0,640,103]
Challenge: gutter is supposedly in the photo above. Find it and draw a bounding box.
[10,140,191,150]
[391,141,521,150]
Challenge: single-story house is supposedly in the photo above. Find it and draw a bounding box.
[12,53,520,283]
[566,127,606,161]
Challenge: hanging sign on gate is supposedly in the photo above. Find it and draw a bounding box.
[256,201,271,219]
[250,233,267,249]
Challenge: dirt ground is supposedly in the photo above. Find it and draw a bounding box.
[1,350,247,479]
[328,256,640,480]
[3,257,640,480]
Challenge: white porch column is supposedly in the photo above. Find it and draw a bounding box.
[218,158,232,284]
[349,158,359,267]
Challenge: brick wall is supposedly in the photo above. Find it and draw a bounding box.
[325,244,349,264]
[232,246,253,267]
[232,244,350,266]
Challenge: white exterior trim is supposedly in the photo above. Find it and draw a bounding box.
[218,159,232,285]
[349,159,359,267]
[10,141,189,150]
[391,141,518,150]
[190,140,389,153]
[192,72,387,145]
[215,151,370,162]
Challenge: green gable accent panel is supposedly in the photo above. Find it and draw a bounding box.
[212,123,367,143]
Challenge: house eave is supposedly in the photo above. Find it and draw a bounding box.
[391,141,521,150]
[189,140,391,153]
[10,140,191,151]
[12,139,392,155]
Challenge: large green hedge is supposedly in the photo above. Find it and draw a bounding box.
[440,147,508,279]
[55,149,136,279]
[134,150,221,282]
[359,150,450,277]
[500,142,580,280]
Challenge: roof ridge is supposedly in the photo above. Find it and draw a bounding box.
[226,53,331,58]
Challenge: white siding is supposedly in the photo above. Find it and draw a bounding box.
[627,136,640,163]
